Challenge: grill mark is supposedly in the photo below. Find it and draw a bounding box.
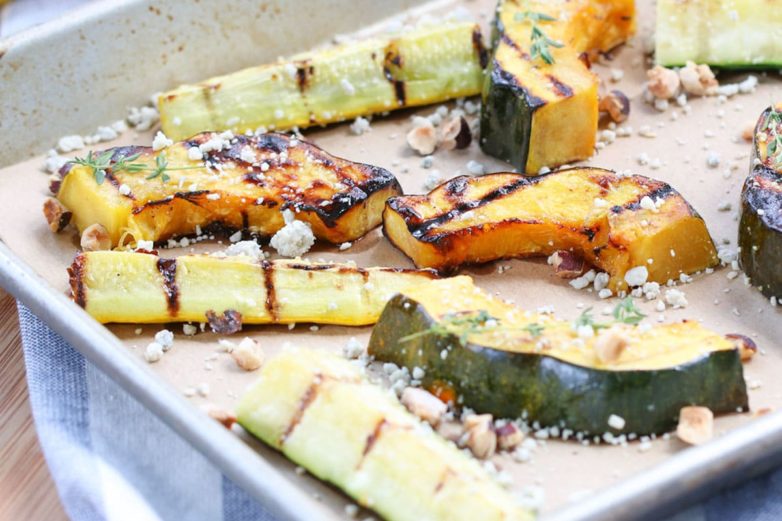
[156,258,179,316]
[547,74,574,98]
[383,46,406,106]
[434,468,456,494]
[492,62,545,109]
[360,419,387,461]
[261,260,277,321]
[622,184,675,211]
[472,26,488,68]
[68,253,87,308]
[294,61,313,92]
[281,378,322,444]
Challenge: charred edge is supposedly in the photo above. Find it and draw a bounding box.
[156,258,179,316]
[420,217,543,246]
[492,62,546,110]
[360,419,388,462]
[206,309,243,334]
[294,61,313,92]
[744,168,782,230]
[623,184,676,211]
[261,260,277,321]
[472,27,488,68]
[68,253,87,308]
[383,46,406,107]
[281,378,322,443]
[285,263,334,272]
[399,176,535,237]
[547,75,574,98]
[241,211,249,231]
[131,190,211,214]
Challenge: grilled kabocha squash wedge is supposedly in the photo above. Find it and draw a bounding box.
[739,105,782,301]
[480,0,635,173]
[55,132,401,247]
[237,349,533,521]
[657,0,782,68]
[158,23,487,141]
[383,169,718,291]
[68,251,436,325]
[368,277,748,435]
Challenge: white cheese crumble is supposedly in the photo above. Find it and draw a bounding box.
[607,414,626,430]
[349,117,371,135]
[127,105,159,131]
[152,131,173,151]
[664,288,688,309]
[223,240,265,259]
[270,209,316,258]
[339,242,352,251]
[624,266,649,287]
[182,324,198,336]
[340,78,356,95]
[239,146,256,164]
[144,342,164,363]
[154,329,174,351]
[118,183,131,196]
[187,147,204,161]
[57,135,85,153]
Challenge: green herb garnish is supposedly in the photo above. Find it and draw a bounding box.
[400,310,499,344]
[514,10,563,65]
[69,150,200,185]
[522,322,544,338]
[612,297,647,325]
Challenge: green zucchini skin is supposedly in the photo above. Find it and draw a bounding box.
[368,294,749,436]
[739,166,782,300]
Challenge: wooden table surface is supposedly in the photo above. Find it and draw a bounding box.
[0,289,67,520]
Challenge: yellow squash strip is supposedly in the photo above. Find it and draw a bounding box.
[68,251,437,325]
[55,132,401,247]
[236,349,533,521]
[158,22,487,141]
[383,169,718,291]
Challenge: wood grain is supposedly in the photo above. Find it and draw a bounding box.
[0,289,67,521]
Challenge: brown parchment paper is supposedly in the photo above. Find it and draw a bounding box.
[1,0,781,515]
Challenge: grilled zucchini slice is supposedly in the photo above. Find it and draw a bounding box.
[236,349,533,521]
[68,251,436,325]
[383,168,718,291]
[739,105,782,300]
[657,0,782,68]
[481,0,634,173]
[368,277,748,435]
[158,23,487,141]
[55,132,401,247]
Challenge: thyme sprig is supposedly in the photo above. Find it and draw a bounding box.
[514,10,563,65]
[400,297,646,345]
[69,150,201,185]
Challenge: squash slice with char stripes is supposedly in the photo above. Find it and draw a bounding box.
[55,132,401,247]
[383,168,718,291]
[481,0,635,173]
[368,276,749,435]
[237,349,533,521]
[68,251,436,326]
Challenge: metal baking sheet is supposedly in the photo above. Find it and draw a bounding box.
[1,0,782,519]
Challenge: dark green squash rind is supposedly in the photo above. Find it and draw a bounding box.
[369,294,749,435]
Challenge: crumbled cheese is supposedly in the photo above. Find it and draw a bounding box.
[624,266,649,287]
[349,117,371,135]
[57,135,85,153]
[607,414,626,430]
[639,196,657,212]
[206,193,221,201]
[339,242,352,251]
[152,131,173,151]
[664,288,688,308]
[127,105,159,131]
[183,324,198,336]
[187,147,204,161]
[228,231,243,243]
[598,288,613,299]
[199,131,234,154]
[239,146,256,164]
[642,281,660,300]
[594,272,610,292]
[706,151,721,168]
[144,342,164,363]
[421,155,434,169]
[154,329,174,351]
[118,183,131,196]
[270,209,315,257]
[609,68,624,82]
[42,149,69,174]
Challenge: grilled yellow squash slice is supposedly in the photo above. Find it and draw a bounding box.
[158,23,487,141]
[481,0,635,173]
[383,169,718,291]
[55,132,401,247]
[69,251,437,325]
[237,349,533,521]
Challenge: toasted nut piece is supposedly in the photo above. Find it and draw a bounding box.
[208,408,237,429]
[437,421,464,443]
[646,66,681,99]
[599,90,631,123]
[439,116,472,150]
[463,413,497,459]
[726,333,757,362]
[230,337,263,371]
[43,198,72,233]
[206,309,243,334]
[678,62,718,97]
[496,422,524,451]
[550,250,586,279]
[754,407,773,417]
[401,387,447,426]
[676,406,713,445]
[80,223,111,251]
[742,122,756,142]
[407,123,438,155]
[48,174,62,195]
[594,326,629,363]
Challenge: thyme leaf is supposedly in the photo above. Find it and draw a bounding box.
[612,297,646,325]
[69,149,200,185]
[514,10,562,65]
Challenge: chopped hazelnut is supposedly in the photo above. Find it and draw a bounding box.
[230,337,263,371]
[406,122,438,155]
[401,387,447,426]
[726,333,757,362]
[80,223,111,251]
[43,197,72,233]
[439,116,472,150]
[437,421,464,443]
[647,66,680,99]
[550,250,586,279]
[208,408,237,429]
[741,122,756,142]
[678,62,718,96]
[599,90,631,123]
[463,413,497,459]
[496,422,524,451]
[594,326,629,363]
[676,406,713,445]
